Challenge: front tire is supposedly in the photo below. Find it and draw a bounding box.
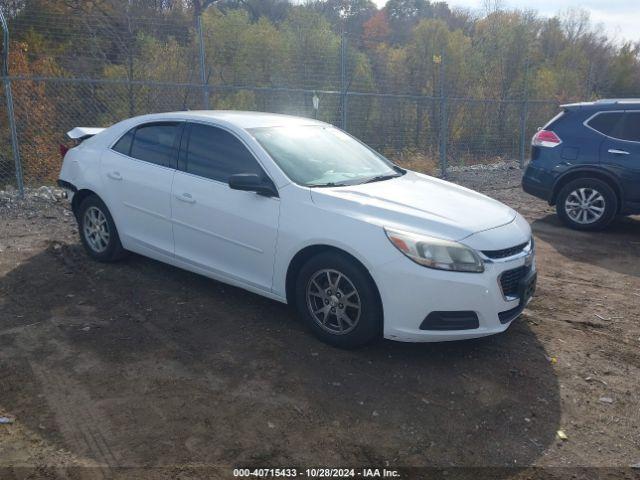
[77,195,126,262]
[295,251,382,348]
[556,178,617,231]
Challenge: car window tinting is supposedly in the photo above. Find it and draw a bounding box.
[587,112,624,136]
[186,123,262,182]
[616,112,640,142]
[130,123,180,168]
[112,129,134,156]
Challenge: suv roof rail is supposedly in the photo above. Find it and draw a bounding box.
[560,98,640,109]
[595,98,640,104]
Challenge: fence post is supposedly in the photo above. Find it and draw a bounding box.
[519,100,528,168]
[197,12,209,109]
[519,59,530,168]
[340,28,347,131]
[438,49,447,178]
[1,7,23,196]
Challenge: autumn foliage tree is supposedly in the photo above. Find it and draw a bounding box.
[0,0,639,182]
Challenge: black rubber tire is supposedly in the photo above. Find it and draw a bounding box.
[77,195,126,262]
[556,178,617,231]
[295,251,382,349]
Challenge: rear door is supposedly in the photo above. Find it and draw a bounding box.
[171,122,280,292]
[100,122,182,258]
[598,111,640,203]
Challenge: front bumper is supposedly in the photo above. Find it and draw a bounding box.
[373,248,536,343]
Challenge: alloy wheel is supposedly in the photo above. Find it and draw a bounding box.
[83,206,110,253]
[306,268,361,335]
[564,187,606,225]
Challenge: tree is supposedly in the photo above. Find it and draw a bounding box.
[362,10,390,46]
[608,43,640,97]
[385,0,450,44]
[217,0,291,23]
[308,0,377,37]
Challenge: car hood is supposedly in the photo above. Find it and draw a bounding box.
[309,171,518,242]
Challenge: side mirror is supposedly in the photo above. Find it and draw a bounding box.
[228,173,278,198]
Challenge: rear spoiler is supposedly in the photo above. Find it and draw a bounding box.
[66,127,105,141]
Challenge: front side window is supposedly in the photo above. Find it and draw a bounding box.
[185,123,263,182]
[129,122,180,168]
[587,112,624,137]
[249,125,402,187]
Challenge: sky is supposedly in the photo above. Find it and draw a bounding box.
[372,0,640,44]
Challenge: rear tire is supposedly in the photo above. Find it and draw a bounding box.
[556,178,617,231]
[77,195,126,262]
[295,251,382,349]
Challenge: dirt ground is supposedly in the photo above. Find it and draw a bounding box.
[0,168,639,480]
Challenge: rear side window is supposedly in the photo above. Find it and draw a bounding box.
[185,123,262,182]
[615,112,640,142]
[586,112,624,136]
[112,129,134,156]
[130,122,180,168]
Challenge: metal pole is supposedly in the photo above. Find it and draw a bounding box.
[197,13,209,109]
[519,59,530,168]
[0,7,23,196]
[439,48,447,178]
[340,28,347,130]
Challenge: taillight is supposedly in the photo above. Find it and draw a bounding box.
[532,130,562,148]
[59,144,69,158]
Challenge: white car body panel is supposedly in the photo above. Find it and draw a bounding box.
[172,170,280,293]
[101,150,175,259]
[59,111,535,342]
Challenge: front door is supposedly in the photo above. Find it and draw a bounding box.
[171,122,280,292]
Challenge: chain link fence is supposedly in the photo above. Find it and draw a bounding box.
[0,7,560,193]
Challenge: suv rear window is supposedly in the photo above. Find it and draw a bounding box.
[616,112,640,142]
[586,112,624,136]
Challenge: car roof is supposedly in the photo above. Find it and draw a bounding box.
[561,99,640,111]
[130,110,327,129]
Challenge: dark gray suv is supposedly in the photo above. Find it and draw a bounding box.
[522,99,640,230]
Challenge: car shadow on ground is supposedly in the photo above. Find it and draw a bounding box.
[0,242,561,475]
[531,214,640,278]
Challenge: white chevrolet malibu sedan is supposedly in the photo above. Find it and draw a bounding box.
[58,111,536,348]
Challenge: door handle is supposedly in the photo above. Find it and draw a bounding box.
[107,171,123,180]
[608,149,630,155]
[175,192,196,204]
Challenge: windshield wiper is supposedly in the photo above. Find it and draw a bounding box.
[358,173,403,185]
[308,181,348,188]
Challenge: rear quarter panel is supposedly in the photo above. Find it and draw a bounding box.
[59,137,106,202]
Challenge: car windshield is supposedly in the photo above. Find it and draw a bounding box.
[249,125,403,187]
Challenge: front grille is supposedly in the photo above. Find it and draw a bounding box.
[482,241,529,260]
[500,265,530,298]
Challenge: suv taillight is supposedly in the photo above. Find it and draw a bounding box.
[532,130,562,148]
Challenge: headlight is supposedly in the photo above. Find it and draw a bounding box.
[384,227,484,273]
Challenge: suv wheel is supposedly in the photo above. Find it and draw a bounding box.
[295,252,382,348]
[77,195,126,262]
[556,178,617,231]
